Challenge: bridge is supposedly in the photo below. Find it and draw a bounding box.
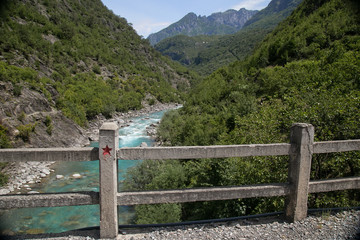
[0,122,359,239]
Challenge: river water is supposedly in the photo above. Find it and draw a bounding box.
[0,109,169,235]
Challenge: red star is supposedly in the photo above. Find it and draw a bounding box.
[102,145,112,156]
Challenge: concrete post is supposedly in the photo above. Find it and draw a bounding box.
[99,122,119,239]
[286,123,314,222]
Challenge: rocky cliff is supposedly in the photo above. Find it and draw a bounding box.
[147,8,258,45]
[0,80,89,148]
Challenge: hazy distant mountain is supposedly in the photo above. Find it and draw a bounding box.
[147,8,258,45]
[155,0,303,75]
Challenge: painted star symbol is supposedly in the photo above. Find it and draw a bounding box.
[102,145,112,156]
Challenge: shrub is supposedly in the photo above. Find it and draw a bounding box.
[13,84,22,96]
[44,116,53,135]
[148,98,156,106]
[0,170,8,187]
[0,124,11,148]
[92,65,101,74]
[16,123,36,142]
[17,111,26,122]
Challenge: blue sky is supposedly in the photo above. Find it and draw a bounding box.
[101,0,271,38]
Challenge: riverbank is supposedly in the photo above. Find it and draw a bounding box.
[0,103,180,195]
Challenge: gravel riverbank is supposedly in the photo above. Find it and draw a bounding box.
[3,210,359,239]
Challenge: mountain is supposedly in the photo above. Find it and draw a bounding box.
[243,0,304,28]
[127,0,360,223]
[155,0,303,75]
[0,0,199,150]
[147,9,258,46]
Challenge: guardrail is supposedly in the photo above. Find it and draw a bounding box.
[0,123,359,239]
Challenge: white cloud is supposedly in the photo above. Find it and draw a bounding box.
[232,0,270,10]
[134,21,172,38]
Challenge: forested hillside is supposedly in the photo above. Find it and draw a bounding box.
[155,0,302,76]
[124,0,360,224]
[0,0,199,184]
[0,0,198,126]
[0,0,198,129]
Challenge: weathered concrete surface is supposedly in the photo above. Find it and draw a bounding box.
[309,177,360,193]
[0,191,99,209]
[286,123,314,222]
[99,122,118,239]
[118,143,292,160]
[117,183,290,206]
[314,139,360,153]
[0,147,99,162]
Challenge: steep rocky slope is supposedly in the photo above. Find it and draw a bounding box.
[148,8,258,45]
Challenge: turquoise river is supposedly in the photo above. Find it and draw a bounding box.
[0,109,169,235]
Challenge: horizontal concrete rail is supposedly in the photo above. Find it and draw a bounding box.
[0,147,99,162]
[309,177,360,193]
[117,183,290,205]
[0,191,99,209]
[117,143,292,160]
[313,140,360,154]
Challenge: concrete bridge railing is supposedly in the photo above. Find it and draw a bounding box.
[0,123,359,239]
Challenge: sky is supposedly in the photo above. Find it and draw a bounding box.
[101,0,271,38]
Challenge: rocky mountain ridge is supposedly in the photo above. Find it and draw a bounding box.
[154,0,303,75]
[147,8,258,45]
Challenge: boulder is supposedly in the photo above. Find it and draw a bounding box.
[140,142,148,147]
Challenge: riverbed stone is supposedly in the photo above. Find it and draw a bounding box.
[140,142,148,147]
[0,188,10,194]
[41,169,50,175]
[28,191,39,194]
[72,173,82,178]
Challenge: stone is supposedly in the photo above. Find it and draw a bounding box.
[26,175,35,181]
[28,191,39,194]
[72,173,82,179]
[41,169,50,175]
[0,189,10,195]
[140,142,148,147]
[56,175,64,179]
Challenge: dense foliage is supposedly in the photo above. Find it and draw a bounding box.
[155,0,303,76]
[0,0,199,126]
[155,35,220,66]
[0,124,11,186]
[124,0,360,224]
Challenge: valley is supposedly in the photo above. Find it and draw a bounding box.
[0,0,359,236]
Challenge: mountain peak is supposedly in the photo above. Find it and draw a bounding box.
[147,8,258,45]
